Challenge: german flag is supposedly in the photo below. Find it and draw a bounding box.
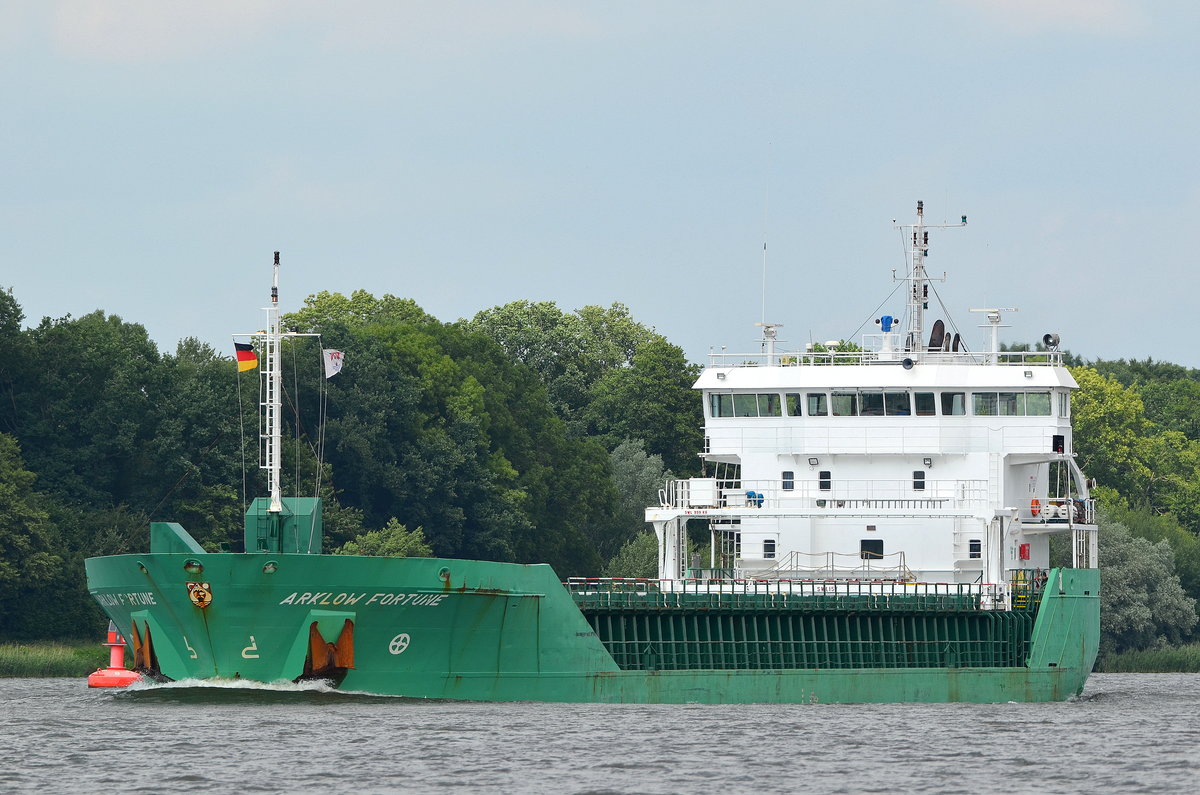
[235,342,258,372]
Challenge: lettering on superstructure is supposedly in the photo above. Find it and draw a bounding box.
[278,591,447,607]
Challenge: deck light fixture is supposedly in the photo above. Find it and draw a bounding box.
[923,457,933,468]
[808,457,820,466]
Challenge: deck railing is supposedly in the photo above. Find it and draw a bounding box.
[564,577,1009,611]
[707,347,1063,368]
[752,551,915,581]
[659,477,989,511]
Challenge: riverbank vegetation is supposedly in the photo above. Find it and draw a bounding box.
[1096,642,1200,673]
[0,641,106,677]
[1,285,1199,672]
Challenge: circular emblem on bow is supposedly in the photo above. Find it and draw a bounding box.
[187,581,213,608]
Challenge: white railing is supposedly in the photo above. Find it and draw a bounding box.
[707,348,1063,368]
[752,551,915,581]
[659,478,989,511]
[1072,524,1099,568]
[564,577,1010,610]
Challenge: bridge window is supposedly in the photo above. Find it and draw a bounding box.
[998,392,1023,415]
[712,393,787,418]
[885,392,911,416]
[913,470,926,491]
[973,392,1000,415]
[807,393,828,416]
[915,392,936,416]
[969,539,982,559]
[781,471,794,490]
[860,539,884,560]
[1027,392,1052,416]
[786,393,803,416]
[763,538,776,559]
[941,392,966,415]
[818,471,832,490]
[757,393,782,417]
[711,394,733,417]
[972,391,1054,416]
[860,392,884,416]
[733,394,759,417]
[831,392,858,416]
[861,391,911,416]
[1058,392,1070,417]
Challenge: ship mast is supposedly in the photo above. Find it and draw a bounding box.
[896,200,966,354]
[264,251,283,513]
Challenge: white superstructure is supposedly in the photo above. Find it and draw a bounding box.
[648,202,1098,592]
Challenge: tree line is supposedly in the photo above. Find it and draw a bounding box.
[1,284,1197,660]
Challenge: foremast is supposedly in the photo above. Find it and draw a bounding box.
[238,252,325,554]
[264,252,284,513]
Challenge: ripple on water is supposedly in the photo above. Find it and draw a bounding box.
[2,673,1199,793]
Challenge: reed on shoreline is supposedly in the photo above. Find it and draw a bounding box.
[1096,643,1200,673]
[0,642,109,677]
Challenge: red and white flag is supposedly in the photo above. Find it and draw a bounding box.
[322,349,344,379]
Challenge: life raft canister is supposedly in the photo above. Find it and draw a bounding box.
[1030,498,1041,517]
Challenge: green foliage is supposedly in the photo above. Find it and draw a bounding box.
[0,437,61,643]
[285,289,434,333]
[0,434,60,591]
[1102,502,1200,604]
[604,439,670,557]
[1140,379,1200,440]
[1096,513,1197,657]
[1070,363,1200,536]
[1096,642,1200,672]
[0,287,22,340]
[2,311,168,508]
[467,300,656,432]
[603,532,659,579]
[1090,357,1200,389]
[332,518,433,557]
[468,300,701,475]
[584,338,702,475]
[291,290,615,576]
[1069,366,1150,497]
[0,641,107,677]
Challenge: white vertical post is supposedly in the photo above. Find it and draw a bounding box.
[264,252,283,514]
[654,519,685,581]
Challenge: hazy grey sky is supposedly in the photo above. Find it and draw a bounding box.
[4,1,1198,366]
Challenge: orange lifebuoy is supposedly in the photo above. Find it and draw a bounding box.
[1030,499,1041,517]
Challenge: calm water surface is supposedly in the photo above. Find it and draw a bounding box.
[1,673,1196,793]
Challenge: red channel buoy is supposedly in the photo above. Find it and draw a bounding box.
[87,621,141,688]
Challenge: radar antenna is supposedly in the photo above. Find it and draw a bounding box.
[756,321,783,366]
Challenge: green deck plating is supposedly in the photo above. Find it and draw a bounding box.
[86,536,1099,703]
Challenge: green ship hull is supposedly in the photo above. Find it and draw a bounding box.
[85,542,1099,703]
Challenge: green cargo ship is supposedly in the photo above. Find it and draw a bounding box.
[86,205,1101,702]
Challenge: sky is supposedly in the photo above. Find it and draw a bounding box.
[3,1,1199,368]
